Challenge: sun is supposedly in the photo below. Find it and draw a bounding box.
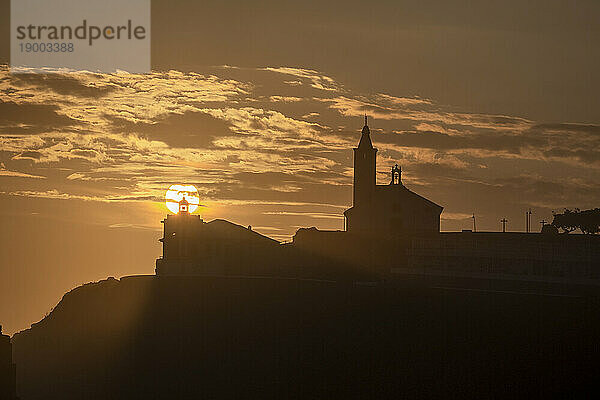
[165,184,200,214]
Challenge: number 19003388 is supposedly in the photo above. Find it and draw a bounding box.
[20,42,74,52]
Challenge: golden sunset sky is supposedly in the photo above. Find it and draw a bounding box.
[0,0,599,334]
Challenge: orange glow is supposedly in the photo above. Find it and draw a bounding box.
[165,185,200,214]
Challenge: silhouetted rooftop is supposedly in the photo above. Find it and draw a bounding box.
[375,183,443,210]
[206,219,280,244]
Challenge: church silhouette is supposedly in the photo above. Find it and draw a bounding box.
[155,117,600,280]
[344,116,443,235]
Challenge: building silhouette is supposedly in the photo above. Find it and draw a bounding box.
[157,117,600,281]
[294,117,600,280]
[0,325,17,400]
[344,116,443,235]
[156,200,283,276]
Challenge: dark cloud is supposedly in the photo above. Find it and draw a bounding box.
[233,171,306,186]
[493,176,600,208]
[10,74,116,98]
[107,111,235,148]
[366,124,600,166]
[372,130,544,154]
[107,195,163,202]
[543,148,600,164]
[526,123,600,163]
[404,162,473,182]
[0,101,76,134]
[205,180,350,206]
[529,123,600,136]
[13,151,42,161]
[487,115,529,126]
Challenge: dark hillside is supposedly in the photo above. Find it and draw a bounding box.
[12,275,600,399]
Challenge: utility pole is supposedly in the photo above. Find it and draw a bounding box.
[526,208,532,233]
[472,213,476,232]
[540,219,547,230]
[501,218,508,233]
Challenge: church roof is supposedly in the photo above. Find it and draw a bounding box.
[206,219,280,244]
[375,184,443,211]
[344,185,443,217]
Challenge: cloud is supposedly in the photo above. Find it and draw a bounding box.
[0,64,598,239]
[7,189,108,202]
[262,211,344,220]
[0,162,45,179]
[9,73,116,98]
[12,150,43,161]
[262,67,338,91]
[269,96,303,102]
[302,112,320,118]
[529,123,600,136]
[106,111,236,149]
[108,223,157,230]
[6,189,162,203]
[321,96,531,131]
[376,93,432,106]
[373,129,543,155]
[0,101,77,134]
[441,212,474,221]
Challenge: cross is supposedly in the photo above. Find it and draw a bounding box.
[500,218,508,232]
[540,219,547,227]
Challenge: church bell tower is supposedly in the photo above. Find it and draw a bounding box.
[353,115,377,207]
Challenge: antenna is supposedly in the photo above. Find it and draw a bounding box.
[501,218,508,233]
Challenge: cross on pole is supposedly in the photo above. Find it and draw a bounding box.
[540,219,547,228]
[501,218,508,232]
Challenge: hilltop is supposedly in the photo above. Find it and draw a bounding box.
[12,274,600,399]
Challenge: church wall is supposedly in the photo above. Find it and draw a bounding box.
[367,189,441,236]
[292,228,407,277]
[405,232,600,280]
[157,215,285,277]
[292,228,600,281]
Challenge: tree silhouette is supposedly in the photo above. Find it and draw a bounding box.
[578,208,600,234]
[551,208,600,234]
